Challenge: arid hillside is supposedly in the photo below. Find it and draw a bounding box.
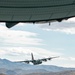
[0,70,75,75]
[25,70,75,75]
[0,74,5,75]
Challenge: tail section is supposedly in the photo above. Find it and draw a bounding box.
[31,53,34,60]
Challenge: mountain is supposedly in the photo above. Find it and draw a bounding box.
[25,70,75,75]
[0,58,75,75]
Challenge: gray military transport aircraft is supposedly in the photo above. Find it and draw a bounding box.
[18,53,59,65]
[0,0,75,28]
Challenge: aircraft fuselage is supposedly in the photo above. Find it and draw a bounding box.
[32,60,42,65]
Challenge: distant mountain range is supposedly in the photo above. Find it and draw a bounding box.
[0,58,75,75]
[25,71,75,75]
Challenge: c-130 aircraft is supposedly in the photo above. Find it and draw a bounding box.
[18,53,59,65]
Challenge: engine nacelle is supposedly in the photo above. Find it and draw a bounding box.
[6,22,18,28]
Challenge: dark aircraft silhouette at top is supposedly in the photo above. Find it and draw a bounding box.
[18,53,59,65]
[0,0,75,28]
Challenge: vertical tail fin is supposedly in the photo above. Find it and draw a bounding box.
[31,53,34,60]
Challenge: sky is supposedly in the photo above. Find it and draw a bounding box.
[0,17,75,67]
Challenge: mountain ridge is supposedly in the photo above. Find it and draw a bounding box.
[0,58,75,75]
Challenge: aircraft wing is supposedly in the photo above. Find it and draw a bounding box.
[18,60,33,64]
[39,56,59,62]
[0,0,75,28]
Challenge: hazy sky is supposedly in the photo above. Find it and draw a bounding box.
[0,17,75,67]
